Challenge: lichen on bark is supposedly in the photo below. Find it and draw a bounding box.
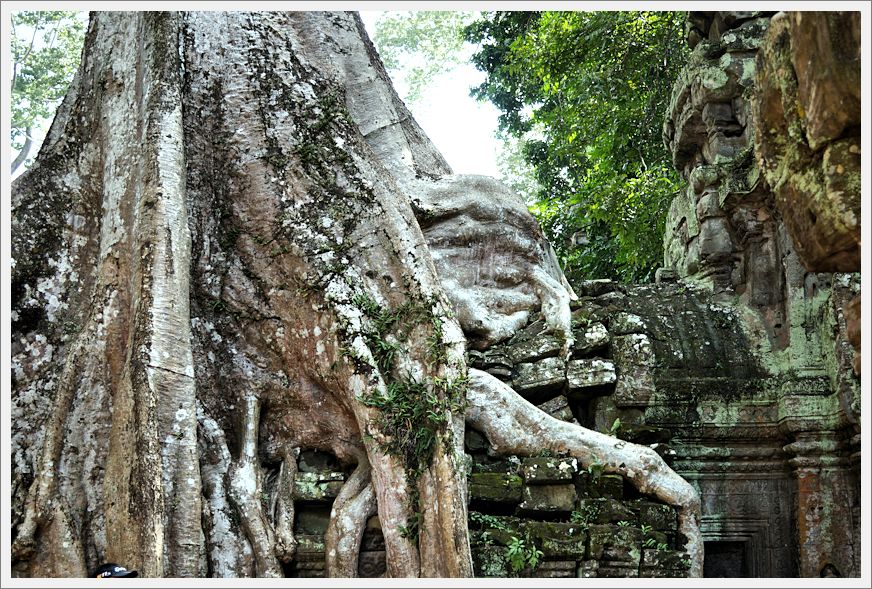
[10,10,702,578]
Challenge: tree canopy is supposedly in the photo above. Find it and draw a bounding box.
[466,11,689,283]
[373,11,478,103]
[10,10,85,173]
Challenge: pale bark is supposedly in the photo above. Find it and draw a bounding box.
[11,125,33,173]
[324,459,377,577]
[11,10,701,579]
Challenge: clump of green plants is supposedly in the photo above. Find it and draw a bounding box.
[470,511,511,530]
[586,456,605,481]
[352,292,468,542]
[571,501,601,526]
[505,534,543,574]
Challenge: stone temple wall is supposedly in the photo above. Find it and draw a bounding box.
[281,311,697,578]
[657,10,861,578]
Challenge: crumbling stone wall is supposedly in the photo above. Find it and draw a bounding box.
[753,11,862,375]
[662,11,787,336]
[278,310,695,578]
[659,10,861,578]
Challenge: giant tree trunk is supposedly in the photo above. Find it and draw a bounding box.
[11,11,702,578]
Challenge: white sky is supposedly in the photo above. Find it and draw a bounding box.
[359,10,502,177]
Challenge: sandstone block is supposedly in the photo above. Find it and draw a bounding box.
[636,500,679,532]
[611,334,656,406]
[518,483,577,515]
[512,357,566,399]
[579,472,624,500]
[527,521,587,558]
[293,471,345,501]
[469,472,524,504]
[572,321,610,355]
[521,456,578,484]
[567,359,616,395]
[588,524,643,564]
[506,332,564,364]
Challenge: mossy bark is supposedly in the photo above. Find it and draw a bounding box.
[11,11,701,578]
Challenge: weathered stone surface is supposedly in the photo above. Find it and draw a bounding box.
[472,545,509,577]
[505,332,564,364]
[361,532,385,552]
[579,473,624,500]
[512,357,566,399]
[636,501,679,532]
[577,279,621,297]
[357,551,386,577]
[610,312,647,335]
[566,359,616,394]
[572,321,610,356]
[467,349,513,379]
[536,395,577,423]
[292,534,327,577]
[654,267,678,283]
[588,525,643,564]
[465,427,490,453]
[518,484,577,515]
[697,216,734,260]
[597,563,640,578]
[520,457,577,484]
[530,560,577,578]
[470,515,523,547]
[577,497,636,525]
[295,507,332,535]
[297,449,340,473]
[292,471,345,502]
[639,549,691,577]
[577,560,599,577]
[754,11,860,272]
[527,522,587,558]
[843,293,861,376]
[611,334,656,406]
[469,472,524,504]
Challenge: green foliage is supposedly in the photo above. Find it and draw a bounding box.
[505,534,543,573]
[586,456,604,480]
[372,11,478,103]
[361,379,447,474]
[608,417,622,437]
[571,502,600,526]
[469,511,510,532]
[466,11,689,282]
[10,11,85,170]
[353,292,467,542]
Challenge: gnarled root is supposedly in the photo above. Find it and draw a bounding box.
[324,458,377,577]
[362,442,421,577]
[273,444,300,564]
[12,336,89,576]
[466,369,703,577]
[227,395,282,577]
[197,404,251,577]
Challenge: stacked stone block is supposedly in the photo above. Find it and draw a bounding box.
[466,454,688,578]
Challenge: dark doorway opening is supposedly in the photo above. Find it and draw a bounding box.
[704,541,749,577]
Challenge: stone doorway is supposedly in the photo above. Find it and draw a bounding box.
[704,541,749,577]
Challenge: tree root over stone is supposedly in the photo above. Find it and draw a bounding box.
[465,368,704,578]
[325,458,377,577]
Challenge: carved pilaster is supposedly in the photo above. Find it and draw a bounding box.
[782,431,858,577]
